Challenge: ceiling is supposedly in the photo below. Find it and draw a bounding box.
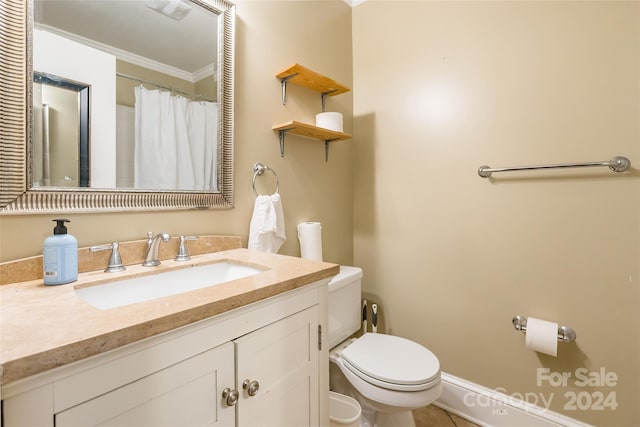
[35,0,218,77]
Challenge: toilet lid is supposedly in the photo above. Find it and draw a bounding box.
[341,333,440,391]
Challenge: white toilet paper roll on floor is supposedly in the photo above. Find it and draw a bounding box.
[315,112,343,133]
[298,222,323,261]
[525,317,558,357]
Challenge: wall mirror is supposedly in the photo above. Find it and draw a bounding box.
[0,0,235,214]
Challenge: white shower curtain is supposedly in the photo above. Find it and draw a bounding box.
[134,86,218,191]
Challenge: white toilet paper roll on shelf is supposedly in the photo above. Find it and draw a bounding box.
[525,317,558,357]
[298,222,323,261]
[315,112,343,133]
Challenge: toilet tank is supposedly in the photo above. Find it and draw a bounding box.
[328,266,363,349]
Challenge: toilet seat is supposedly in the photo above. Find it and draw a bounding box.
[333,357,443,411]
[341,333,440,392]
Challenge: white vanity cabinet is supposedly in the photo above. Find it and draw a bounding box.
[1,281,328,427]
[56,342,236,427]
[235,306,319,427]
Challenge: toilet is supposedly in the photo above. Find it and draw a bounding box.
[328,266,442,427]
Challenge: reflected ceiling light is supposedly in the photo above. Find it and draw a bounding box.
[145,0,192,20]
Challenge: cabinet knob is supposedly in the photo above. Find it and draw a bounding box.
[242,379,260,397]
[222,387,239,406]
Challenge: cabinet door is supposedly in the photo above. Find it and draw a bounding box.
[235,306,319,427]
[55,342,235,427]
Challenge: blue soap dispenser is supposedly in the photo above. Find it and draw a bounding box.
[43,219,78,285]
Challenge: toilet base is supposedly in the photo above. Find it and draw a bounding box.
[354,396,417,427]
[330,356,434,427]
[375,411,416,427]
[356,408,416,427]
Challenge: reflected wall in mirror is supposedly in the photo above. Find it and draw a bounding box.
[33,72,90,188]
[0,0,234,214]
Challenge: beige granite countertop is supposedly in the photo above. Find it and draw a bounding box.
[0,248,339,385]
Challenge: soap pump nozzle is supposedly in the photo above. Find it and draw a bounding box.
[53,218,70,235]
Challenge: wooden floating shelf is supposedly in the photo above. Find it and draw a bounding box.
[272,121,352,142]
[274,63,350,161]
[272,121,352,161]
[276,63,350,97]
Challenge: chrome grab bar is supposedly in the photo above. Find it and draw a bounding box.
[478,156,630,178]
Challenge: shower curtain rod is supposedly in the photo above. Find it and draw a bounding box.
[116,72,215,102]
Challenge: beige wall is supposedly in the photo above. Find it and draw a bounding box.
[4,1,639,425]
[352,1,639,426]
[0,1,354,268]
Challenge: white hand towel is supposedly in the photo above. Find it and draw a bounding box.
[248,192,286,253]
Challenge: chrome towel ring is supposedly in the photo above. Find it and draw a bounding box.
[252,163,280,196]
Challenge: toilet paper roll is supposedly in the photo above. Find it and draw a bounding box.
[525,317,558,357]
[315,112,343,133]
[297,222,323,261]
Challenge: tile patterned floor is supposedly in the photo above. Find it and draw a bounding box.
[413,405,480,427]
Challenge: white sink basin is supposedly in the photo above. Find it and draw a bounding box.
[75,261,267,310]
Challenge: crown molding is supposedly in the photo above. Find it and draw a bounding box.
[35,24,213,83]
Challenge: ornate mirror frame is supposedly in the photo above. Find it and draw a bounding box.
[0,0,235,214]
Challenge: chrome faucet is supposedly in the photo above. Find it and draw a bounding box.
[143,232,171,267]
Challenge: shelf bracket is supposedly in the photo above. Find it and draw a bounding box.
[278,130,289,157]
[320,90,337,112]
[279,73,299,105]
[323,138,340,162]
[277,128,338,162]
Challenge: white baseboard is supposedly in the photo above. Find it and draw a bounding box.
[434,372,593,427]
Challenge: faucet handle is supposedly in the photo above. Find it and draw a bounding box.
[175,235,199,262]
[90,242,126,273]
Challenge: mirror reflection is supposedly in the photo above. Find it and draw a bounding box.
[33,72,90,188]
[34,0,219,191]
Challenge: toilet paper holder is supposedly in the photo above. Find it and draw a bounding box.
[512,315,576,343]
